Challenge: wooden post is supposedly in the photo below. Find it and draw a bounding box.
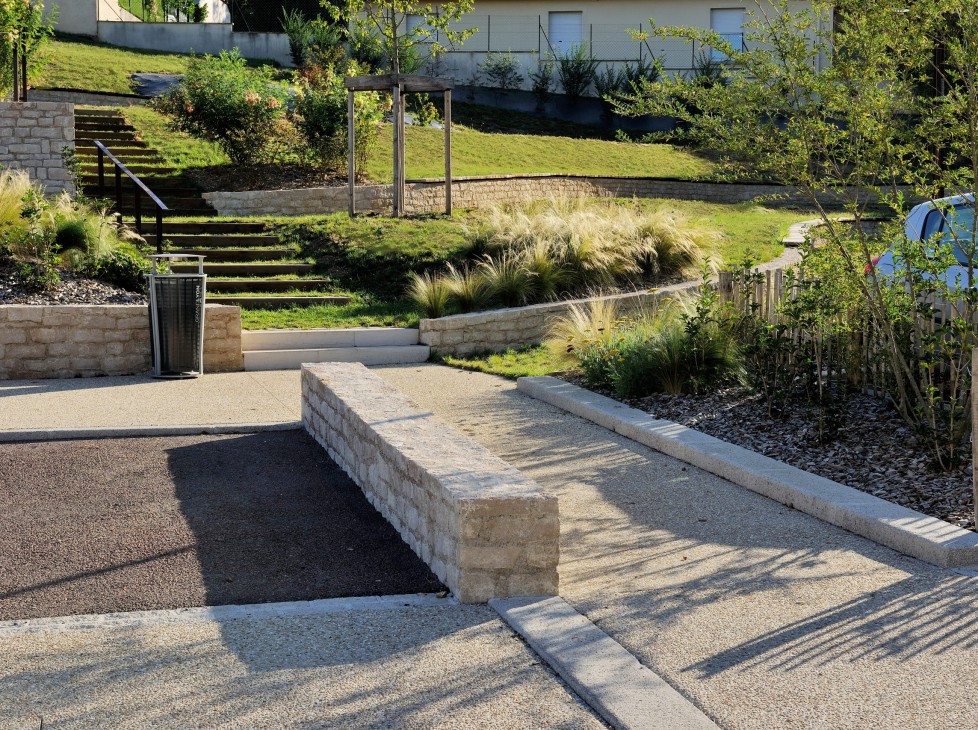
[347,89,356,217]
[444,89,452,216]
[392,83,402,217]
[973,347,977,530]
[397,83,406,216]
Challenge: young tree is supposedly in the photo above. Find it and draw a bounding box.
[322,0,475,74]
[0,0,56,96]
[615,0,978,468]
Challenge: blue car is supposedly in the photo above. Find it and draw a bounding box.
[871,194,977,287]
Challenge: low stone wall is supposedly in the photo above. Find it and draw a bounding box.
[0,101,74,195]
[419,282,697,356]
[301,362,560,603]
[0,305,243,379]
[30,89,147,108]
[204,174,823,217]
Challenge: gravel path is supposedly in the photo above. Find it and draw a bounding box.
[375,364,978,730]
[0,432,443,620]
[0,603,605,729]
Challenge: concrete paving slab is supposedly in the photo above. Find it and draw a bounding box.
[492,596,718,730]
[0,371,301,433]
[374,363,978,730]
[0,602,606,729]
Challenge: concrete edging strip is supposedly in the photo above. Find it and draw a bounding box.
[517,376,978,568]
[490,596,718,730]
[0,421,303,443]
[0,593,457,638]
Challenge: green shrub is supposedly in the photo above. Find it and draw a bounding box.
[154,50,288,165]
[479,51,523,90]
[530,62,555,107]
[84,248,150,293]
[281,7,314,68]
[594,65,626,103]
[54,219,91,252]
[623,56,662,91]
[556,43,599,99]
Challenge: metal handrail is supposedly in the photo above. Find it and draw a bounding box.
[95,140,169,254]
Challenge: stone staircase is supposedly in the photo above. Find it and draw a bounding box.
[75,109,347,308]
[241,328,430,370]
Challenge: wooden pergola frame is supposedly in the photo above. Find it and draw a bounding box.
[344,73,454,218]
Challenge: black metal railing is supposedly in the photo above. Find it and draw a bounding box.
[96,141,169,254]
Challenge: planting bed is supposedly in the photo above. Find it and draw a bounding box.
[0,264,144,305]
[0,431,443,621]
[603,383,975,531]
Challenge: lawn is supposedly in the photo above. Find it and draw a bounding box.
[240,297,420,330]
[123,106,228,172]
[439,346,567,379]
[365,125,714,182]
[38,36,192,94]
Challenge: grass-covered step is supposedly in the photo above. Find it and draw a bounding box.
[155,222,272,235]
[144,233,280,247]
[75,121,136,133]
[168,248,295,262]
[207,278,334,293]
[76,147,162,159]
[76,139,151,150]
[172,262,314,276]
[207,295,353,309]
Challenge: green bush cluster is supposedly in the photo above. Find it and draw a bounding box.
[0,169,142,293]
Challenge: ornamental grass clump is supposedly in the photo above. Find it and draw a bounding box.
[443,262,492,313]
[407,271,452,318]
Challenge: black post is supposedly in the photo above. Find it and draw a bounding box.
[115,165,123,224]
[11,40,19,102]
[21,40,27,101]
[155,207,163,254]
[134,187,142,233]
[97,147,105,193]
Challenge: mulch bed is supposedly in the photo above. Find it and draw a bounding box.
[0,432,443,621]
[0,264,145,305]
[568,378,975,531]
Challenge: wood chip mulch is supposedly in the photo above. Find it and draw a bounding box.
[569,377,975,532]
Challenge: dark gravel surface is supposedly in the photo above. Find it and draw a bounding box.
[0,264,145,305]
[0,432,443,621]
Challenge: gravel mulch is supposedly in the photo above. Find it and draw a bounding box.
[0,264,145,305]
[0,432,444,621]
[570,379,975,531]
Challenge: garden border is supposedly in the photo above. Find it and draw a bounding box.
[517,376,978,568]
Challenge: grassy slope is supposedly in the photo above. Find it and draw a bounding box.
[366,125,714,182]
[123,106,228,171]
[38,37,192,94]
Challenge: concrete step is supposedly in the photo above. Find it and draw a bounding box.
[76,121,136,132]
[76,110,125,119]
[244,345,431,371]
[76,130,138,140]
[206,296,352,309]
[242,327,420,351]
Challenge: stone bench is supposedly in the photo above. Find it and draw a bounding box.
[301,362,559,603]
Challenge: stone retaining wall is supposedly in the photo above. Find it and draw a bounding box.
[301,362,560,603]
[419,281,699,356]
[204,174,825,217]
[0,102,75,194]
[0,305,243,379]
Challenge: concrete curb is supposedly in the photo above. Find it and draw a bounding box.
[517,376,978,568]
[0,593,457,637]
[0,421,303,443]
[491,596,718,730]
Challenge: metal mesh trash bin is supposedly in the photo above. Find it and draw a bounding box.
[147,254,207,379]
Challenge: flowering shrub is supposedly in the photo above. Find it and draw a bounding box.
[294,61,385,172]
[155,50,288,165]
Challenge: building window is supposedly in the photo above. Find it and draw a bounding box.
[710,8,746,61]
[548,11,583,54]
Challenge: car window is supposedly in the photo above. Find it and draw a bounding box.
[937,205,976,264]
